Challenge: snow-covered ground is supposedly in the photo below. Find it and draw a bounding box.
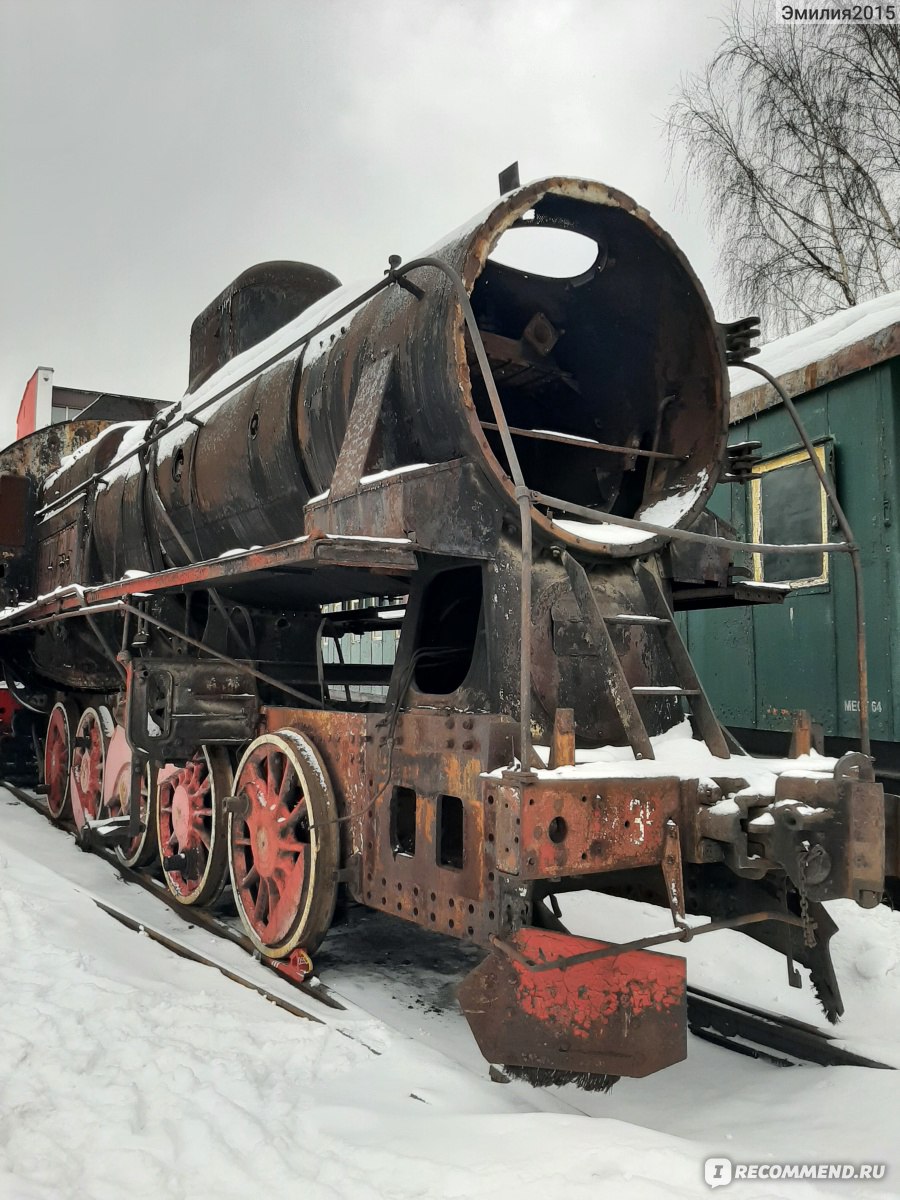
[1,787,899,1200]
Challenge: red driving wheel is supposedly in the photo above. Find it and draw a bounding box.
[102,723,159,868]
[156,746,230,906]
[44,700,79,819]
[228,729,338,958]
[70,706,113,832]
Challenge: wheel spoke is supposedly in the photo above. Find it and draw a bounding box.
[277,759,294,806]
[278,838,308,857]
[282,804,307,829]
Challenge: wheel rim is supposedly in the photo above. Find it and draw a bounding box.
[157,747,230,906]
[102,724,158,868]
[228,730,338,958]
[44,700,78,819]
[70,706,113,831]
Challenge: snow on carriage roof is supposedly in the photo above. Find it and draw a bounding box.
[728,289,900,420]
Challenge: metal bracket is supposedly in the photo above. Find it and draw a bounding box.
[329,354,394,502]
[661,819,686,925]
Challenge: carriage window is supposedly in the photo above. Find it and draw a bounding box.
[750,446,830,587]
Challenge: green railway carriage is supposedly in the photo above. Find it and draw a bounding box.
[679,294,900,786]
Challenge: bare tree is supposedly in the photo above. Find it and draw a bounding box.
[669,5,900,332]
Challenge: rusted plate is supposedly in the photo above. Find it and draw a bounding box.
[493,775,681,878]
[358,710,517,945]
[0,535,417,632]
[329,354,393,501]
[458,927,687,1078]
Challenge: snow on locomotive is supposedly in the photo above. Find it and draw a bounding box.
[0,176,884,1086]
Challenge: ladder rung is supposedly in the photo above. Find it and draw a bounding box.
[632,686,699,696]
[605,614,670,626]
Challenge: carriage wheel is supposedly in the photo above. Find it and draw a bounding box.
[156,746,231,906]
[44,700,79,819]
[70,706,114,832]
[228,729,339,958]
[102,724,159,868]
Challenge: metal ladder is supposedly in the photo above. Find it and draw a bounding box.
[561,552,730,761]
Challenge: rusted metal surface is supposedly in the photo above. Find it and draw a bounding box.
[693,753,884,906]
[329,355,393,502]
[0,535,416,631]
[0,419,112,611]
[188,261,342,393]
[261,706,370,892]
[126,658,259,757]
[549,707,575,769]
[885,792,900,882]
[493,910,802,972]
[357,710,518,945]
[458,927,687,1079]
[495,775,680,880]
[661,819,686,921]
[37,178,727,582]
[479,421,686,460]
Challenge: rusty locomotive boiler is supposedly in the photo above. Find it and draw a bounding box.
[0,175,886,1086]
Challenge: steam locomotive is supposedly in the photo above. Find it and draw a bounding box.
[0,175,885,1087]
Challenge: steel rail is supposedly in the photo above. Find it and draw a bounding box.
[686,985,892,1070]
[92,899,328,1025]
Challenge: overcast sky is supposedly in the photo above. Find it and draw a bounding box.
[0,0,736,447]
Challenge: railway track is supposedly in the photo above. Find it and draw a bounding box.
[1,778,893,1079]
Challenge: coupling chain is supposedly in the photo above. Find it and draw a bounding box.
[796,851,817,949]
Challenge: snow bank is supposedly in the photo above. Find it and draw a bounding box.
[496,718,835,792]
[2,789,899,1199]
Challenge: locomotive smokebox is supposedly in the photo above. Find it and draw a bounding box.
[446,177,729,555]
